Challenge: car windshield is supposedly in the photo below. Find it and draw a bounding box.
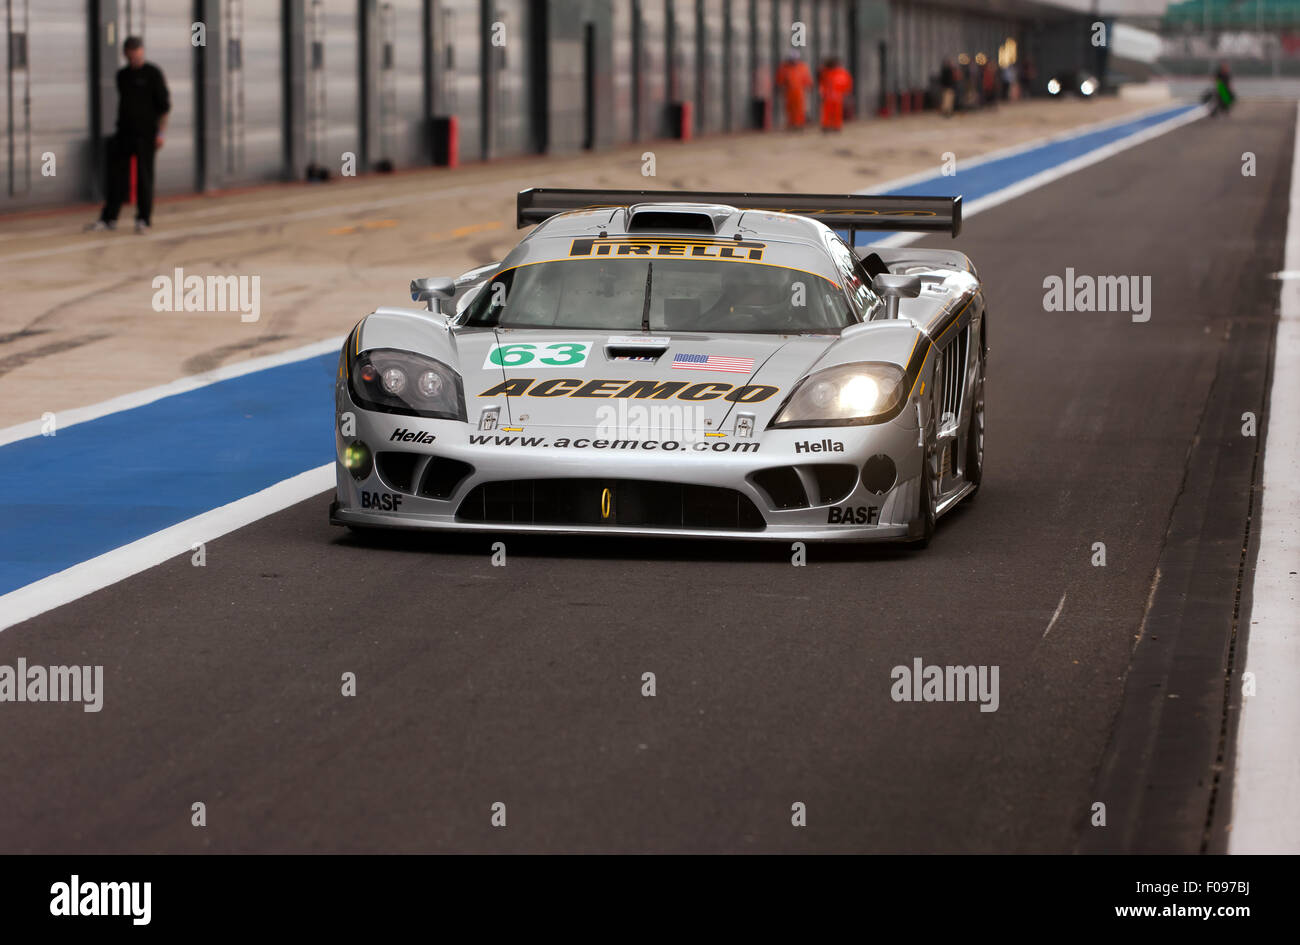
[460,258,854,333]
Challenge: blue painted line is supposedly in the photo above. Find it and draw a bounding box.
[0,354,336,595]
[0,102,1198,598]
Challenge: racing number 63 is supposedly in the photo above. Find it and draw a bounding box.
[485,341,591,369]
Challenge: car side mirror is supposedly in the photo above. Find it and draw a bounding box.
[410,276,457,315]
[872,273,923,320]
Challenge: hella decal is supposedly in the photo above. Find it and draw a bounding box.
[390,428,436,444]
[795,439,845,454]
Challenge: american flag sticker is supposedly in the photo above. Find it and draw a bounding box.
[672,353,754,374]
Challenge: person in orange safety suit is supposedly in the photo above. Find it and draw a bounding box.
[775,51,813,129]
[818,57,853,132]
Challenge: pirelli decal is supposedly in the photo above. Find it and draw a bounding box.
[478,377,780,403]
[569,236,765,261]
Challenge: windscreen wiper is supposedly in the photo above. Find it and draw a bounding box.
[640,261,653,333]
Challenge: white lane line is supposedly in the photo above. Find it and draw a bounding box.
[0,465,334,633]
[1229,101,1300,854]
[0,335,345,447]
[864,104,1207,250]
[1042,591,1068,639]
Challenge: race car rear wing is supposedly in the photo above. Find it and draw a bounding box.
[516,188,962,238]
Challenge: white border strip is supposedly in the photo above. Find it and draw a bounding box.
[0,335,345,447]
[0,465,334,632]
[1229,102,1300,853]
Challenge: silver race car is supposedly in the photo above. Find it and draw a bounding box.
[330,188,985,545]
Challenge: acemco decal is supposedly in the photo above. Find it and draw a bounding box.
[477,377,780,403]
[570,237,765,261]
[467,434,761,453]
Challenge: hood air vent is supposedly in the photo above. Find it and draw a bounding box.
[626,203,736,234]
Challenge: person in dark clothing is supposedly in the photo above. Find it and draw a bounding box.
[1210,60,1236,115]
[939,57,957,117]
[88,37,170,233]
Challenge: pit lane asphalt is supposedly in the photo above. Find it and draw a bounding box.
[0,102,1290,853]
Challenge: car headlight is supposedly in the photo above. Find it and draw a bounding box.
[349,347,466,420]
[770,362,907,427]
[1079,78,1097,96]
[1047,78,1062,95]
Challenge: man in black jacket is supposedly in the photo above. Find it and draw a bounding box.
[89,36,170,233]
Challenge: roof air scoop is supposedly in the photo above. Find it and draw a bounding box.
[627,203,736,234]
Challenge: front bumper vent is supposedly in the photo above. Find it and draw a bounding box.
[375,451,474,499]
[456,478,766,531]
[749,464,859,510]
